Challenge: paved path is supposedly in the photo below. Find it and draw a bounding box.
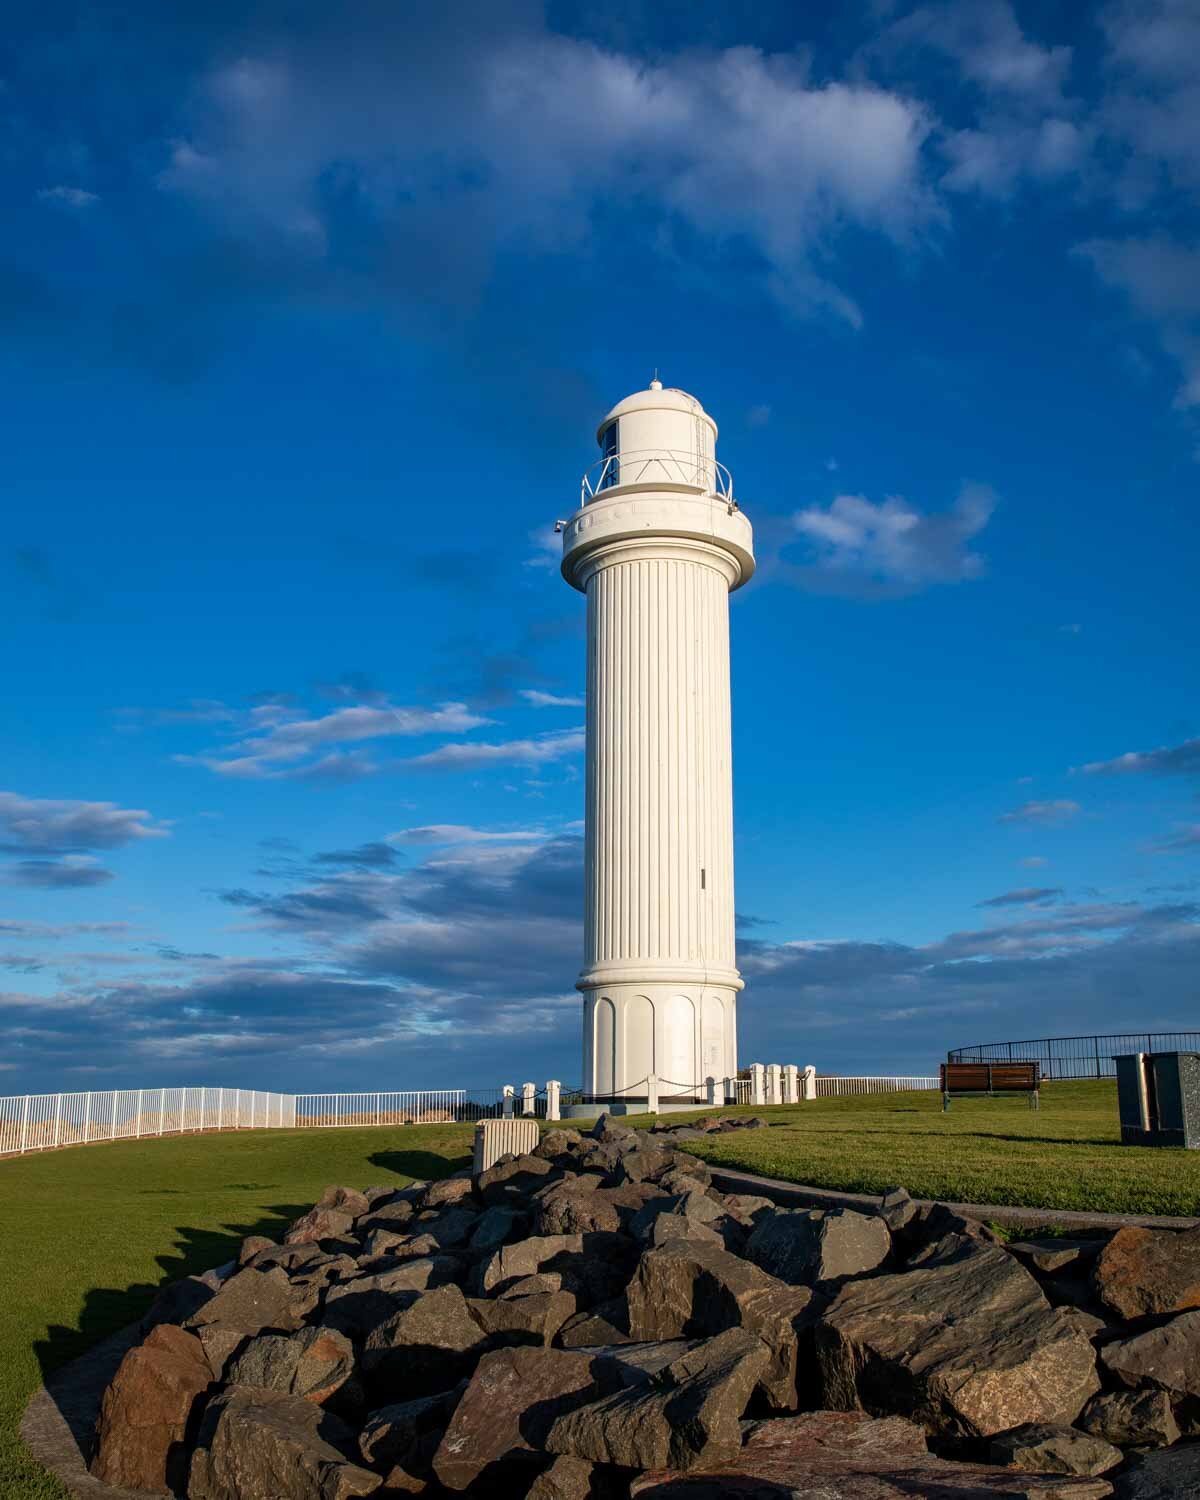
[711,1165,1200,1232]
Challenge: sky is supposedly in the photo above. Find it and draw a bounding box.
[2,0,1198,1097]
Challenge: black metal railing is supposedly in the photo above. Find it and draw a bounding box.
[947,1032,1200,1081]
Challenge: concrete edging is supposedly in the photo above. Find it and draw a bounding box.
[710,1165,1200,1232]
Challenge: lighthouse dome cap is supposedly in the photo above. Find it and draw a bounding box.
[597,379,718,444]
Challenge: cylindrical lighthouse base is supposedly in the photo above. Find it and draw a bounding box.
[578,982,739,1110]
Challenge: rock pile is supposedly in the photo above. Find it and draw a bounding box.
[88,1115,1200,1498]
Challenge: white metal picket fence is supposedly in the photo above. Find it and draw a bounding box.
[814,1075,940,1097]
[0,1087,296,1157]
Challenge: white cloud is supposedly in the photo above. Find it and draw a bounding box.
[520,689,584,708]
[524,525,563,571]
[389,825,548,846]
[1021,855,1049,868]
[789,482,995,595]
[0,792,168,852]
[1079,736,1200,778]
[406,728,585,770]
[37,185,99,208]
[998,799,1081,825]
[1154,824,1200,852]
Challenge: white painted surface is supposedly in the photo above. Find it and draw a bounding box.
[564,382,754,1101]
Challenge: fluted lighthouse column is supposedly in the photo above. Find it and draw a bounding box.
[561,381,754,1108]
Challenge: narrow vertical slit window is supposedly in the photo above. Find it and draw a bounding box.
[599,419,619,490]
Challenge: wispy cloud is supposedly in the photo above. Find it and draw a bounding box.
[1079,736,1200,778]
[4,856,115,889]
[1152,824,1200,853]
[406,728,585,770]
[37,185,99,208]
[389,825,548,846]
[519,689,584,708]
[998,798,1081,825]
[0,792,168,853]
[977,886,1063,907]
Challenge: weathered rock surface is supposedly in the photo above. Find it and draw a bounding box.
[284,1205,356,1246]
[1010,1239,1103,1278]
[90,1323,213,1492]
[626,1238,825,1409]
[745,1207,891,1288]
[359,1386,464,1490]
[1100,1309,1200,1401]
[184,1265,307,1337]
[1092,1226,1200,1320]
[481,1233,584,1293]
[324,1258,460,1334]
[816,1238,1099,1437]
[526,1454,606,1500]
[422,1173,475,1208]
[432,1346,599,1491]
[188,1387,380,1499]
[467,1289,577,1347]
[226,1326,356,1405]
[989,1422,1122,1476]
[629,1410,1114,1497]
[1112,1445,1200,1498]
[544,1328,770,1471]
[316,1184,371,1219]
[361,1284,487,1398]
[1079,1390,1180,1449]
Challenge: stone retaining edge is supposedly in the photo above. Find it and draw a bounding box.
[709,1165,1200,1233]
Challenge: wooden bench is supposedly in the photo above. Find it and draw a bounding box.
[940,1061,1040,1111]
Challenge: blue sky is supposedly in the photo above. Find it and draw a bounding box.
[2,0,1198,1095]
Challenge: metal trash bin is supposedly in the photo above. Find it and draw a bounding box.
[1114,1051,1200,1148]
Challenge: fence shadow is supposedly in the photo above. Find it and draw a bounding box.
[368,1147,471,1180]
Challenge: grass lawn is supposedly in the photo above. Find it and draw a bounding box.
[4,1079,1199,1497]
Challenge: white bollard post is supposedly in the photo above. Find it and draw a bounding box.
[546,1081,561,1122]
[646,1074,659,1114]
[502,1086,515,1119]
[767,1064,782,1105]
[783,1064,799,1105]
[706,1076,718,1107]
[521,1082,536,1116]
[723,1076,734,1107]
[803,1064,817,1101]
[749,1063,765,1106]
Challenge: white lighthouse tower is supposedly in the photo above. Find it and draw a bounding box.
[561,380,755,1108]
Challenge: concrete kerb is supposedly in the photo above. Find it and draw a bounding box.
[709,1164,1200,1233]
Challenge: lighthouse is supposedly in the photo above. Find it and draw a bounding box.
[561,380,755,1108]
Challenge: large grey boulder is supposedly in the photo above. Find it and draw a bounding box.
[1100,1309,1200,1402]
[816,1237,1099,1438]
[466,1289,577,1347]
[543,1328,770,1471]
[745,1207,891,1289]
[421,1173,475,1209]
[627,1409,1115,1497]
[1092,1226,1200,1320]
[284,1204,356,1246]
[360,1285,486,1398]
[1078,1390,1180,1448]
[989,1423,1122,1476]
[625,1237,825,1409]
[188,1387,380,1499]
[533,1181,623,1235]
[358,1385,464,1489]
[323,1256,460,1335]
[468,1204,525,1253]
[527,1454,605,1499]
[432,1345,600,1491]
[226,1326,357,1406]
[1113,1445,1200,1498]
[479,1233,584,1293]
[184,1266,307,1337]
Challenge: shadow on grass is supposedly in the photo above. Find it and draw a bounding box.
[368,1148,471,1180]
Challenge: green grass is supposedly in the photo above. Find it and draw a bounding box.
[623,1080,1200,1218]
[5,1081,1200,1497]
[0,1123,472,1499]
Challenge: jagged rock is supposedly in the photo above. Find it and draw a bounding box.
[361,1227,410,1260]
[556,1232,640,1308]
[590,1113,637,1143]
[141,1273,217,1333]
[879,1186,918,1232]
[499,1271,565,1298]
[480,1233,584,1293]
[324,1257,460,1335]
[317,1185,372,1220]
[1112,1446,1200,1498]
[574,1339,702,1388]
[285,1205,356,1246]
[184,1266,307,1337]
[478,1152,555,1204]
[361,1285,487,1398]
[467,1290,577,1347]
[1100,1309,1200,1401]
[533,1128,586,1161]
[1060,1308,1108,1341]
[722,1193,775,1226]
[1092,1226,1200,1320]
[422,1173,475,1209]
[90,1323,213,1492]
[432,1346,600,1491]
[196,1324,247,1380]
[469,1205,525,1252]
[660,1154,712,1187]
[227,1326,356,1405]
[558,1301,635,1348]
[989,1423,1122,1476]
[626,1239,825,1409]
[358,1199,416,1236]
[534,1182,623,1235]
[416,1206,478,1250]
[386,1233,442,1262]
[544,1327,768,1471]
[243,1242,330,1275]
[363,1184,403,1204]
[816,1237,1099,1438]
[238,1235,275,1266]
[1010,1239,1104,1278]
[1079,1390,1180,1448]
[359,1386,464,1489]
[628,1409,1115,1497]
[745,1207,891,1289]
[614,1146,676,1184]
[188,1387,380,1499]
[647,1215,724,1250]
[527,1454,605,1499]
[629,1188,724,1242]
[904,1203,1003,1257]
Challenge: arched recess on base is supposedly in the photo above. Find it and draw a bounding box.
[594,997,616,1096]
[625,994,654,1091]
[663,993,697,1090]
[702,992,726,1082]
